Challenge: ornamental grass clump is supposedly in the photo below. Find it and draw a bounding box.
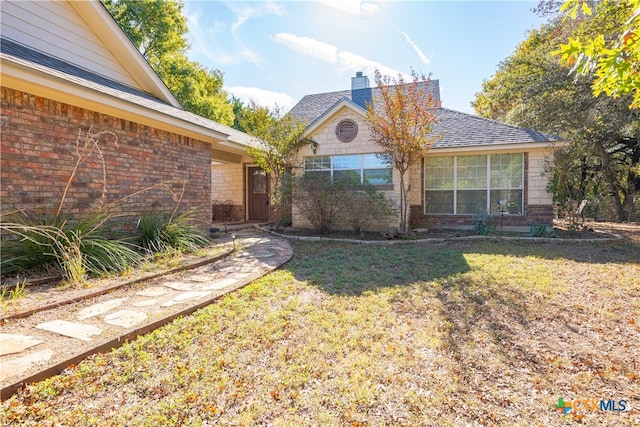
[136,209,209,255]
[0,211,139,286]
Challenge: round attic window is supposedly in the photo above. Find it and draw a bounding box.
[335,119,358,142]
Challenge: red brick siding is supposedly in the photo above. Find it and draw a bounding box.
[1,88,212,231]
[410,204,554,229]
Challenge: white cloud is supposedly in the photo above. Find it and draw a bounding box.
[398,30,430,65]
[185,5,261,65]
[274,32,410,80]
[227,1,285,32]
[318,0,380,17]
[226,86,296,111]
[273,33,338,63]
[337,51,408,79]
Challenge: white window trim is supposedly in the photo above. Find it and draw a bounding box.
[304,154,392,185]
[424,153,524,215]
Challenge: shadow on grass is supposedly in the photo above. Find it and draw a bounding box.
[284,239,553,389]
[284,238,640,297]
[284,240,471,296]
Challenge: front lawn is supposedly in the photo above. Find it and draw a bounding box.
[2,240,639,426]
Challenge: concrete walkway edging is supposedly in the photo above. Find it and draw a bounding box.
[254,224,622,245]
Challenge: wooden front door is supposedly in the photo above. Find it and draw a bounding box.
[248,167,270,221]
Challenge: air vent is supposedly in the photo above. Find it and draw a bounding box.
[335,119,358,142]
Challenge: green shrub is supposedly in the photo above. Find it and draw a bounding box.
[472,212,495,236]
[529,224,548,237]
[136,210,209,254]
[292,176,354,234]
[341,183,397,233]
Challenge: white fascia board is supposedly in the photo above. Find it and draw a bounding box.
[216,139,250,155]
[2,60,230,144]
[69,0,181,108]
[427,141,563,155]
[301,98,367,139]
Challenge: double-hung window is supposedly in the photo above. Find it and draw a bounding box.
[304,154,392,185]
[424,153,523,215]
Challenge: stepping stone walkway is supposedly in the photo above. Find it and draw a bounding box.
[0,229,293,397]
[36,320,103,342]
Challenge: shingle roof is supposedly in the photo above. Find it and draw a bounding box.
[1,37,160,101]
[290,89,352,124]
[432,108,559,147]
[289,79,559,148]
[0,37,252,147]
[290,80,441,124]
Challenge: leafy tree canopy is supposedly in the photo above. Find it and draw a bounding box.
[103,0,234,126]
[367,69,439,233]
[473,11,640,221]
[556,0,640,108]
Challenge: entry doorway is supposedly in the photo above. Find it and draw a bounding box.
[248,167,270,221]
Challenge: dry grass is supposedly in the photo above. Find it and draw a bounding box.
[2,236,639,426]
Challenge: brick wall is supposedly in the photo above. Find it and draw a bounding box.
[1,88,212,231]
[410,205,554,231]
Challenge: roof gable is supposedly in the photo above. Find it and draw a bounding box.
[290,78,559,149]
[0,0,179,106]
[302,97,367,138]
[290,79,441,124]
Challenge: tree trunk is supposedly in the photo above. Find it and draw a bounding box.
[399,172,407,233]
[593,139,626,221]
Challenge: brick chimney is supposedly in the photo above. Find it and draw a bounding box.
[351,71,372,109]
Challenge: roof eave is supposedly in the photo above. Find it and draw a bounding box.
[1,57,230,144]
[428,141,564,154]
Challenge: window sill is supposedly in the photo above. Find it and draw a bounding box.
[422,213,525,217]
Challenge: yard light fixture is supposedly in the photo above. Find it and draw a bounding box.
[498,200,508,235]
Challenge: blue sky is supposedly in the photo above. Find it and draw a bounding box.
[184,1,548,115]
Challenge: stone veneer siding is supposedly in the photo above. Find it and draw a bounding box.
[292,109,400,230]
[1,88,212,231]
[410,150,555,230]
[211,163,244,221]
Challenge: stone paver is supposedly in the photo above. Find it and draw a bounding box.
[161,291,212,307]
[163,281,194,291]
[130,298,160,307]
[103,310,148,328]
[1,229,293,398]
[36,320,103,342]
[0,349,54,382]
[0,334,43,356]
[200,277,237,290]
[136,287,169,297]
[76,298,127,320]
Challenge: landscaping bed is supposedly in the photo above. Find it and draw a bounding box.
[266,220,621,241]
[0,238,233,320]
[1,225,639,425]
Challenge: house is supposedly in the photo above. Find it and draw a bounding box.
[288,72,560,231]
[0,0,252,231]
